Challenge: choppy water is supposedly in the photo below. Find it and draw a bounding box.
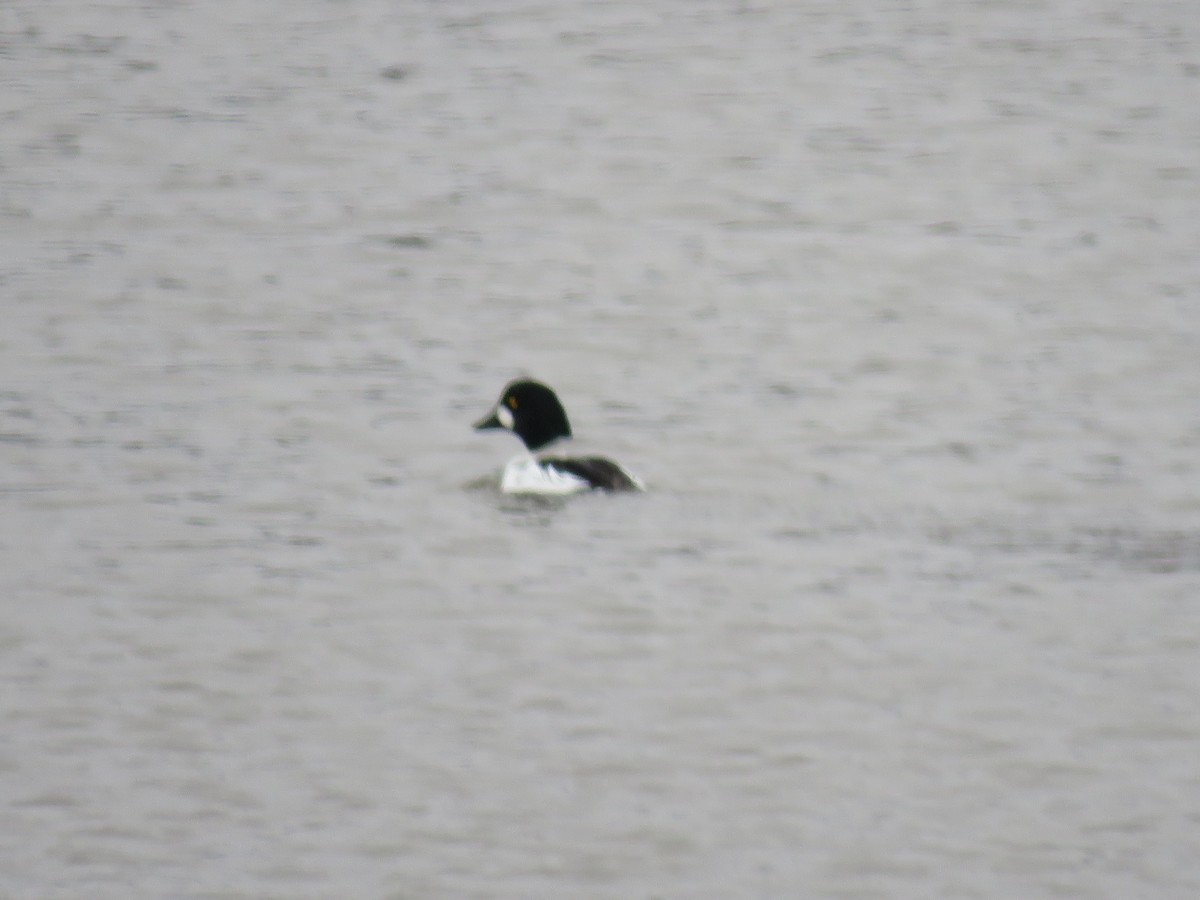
[3,2,1199,897]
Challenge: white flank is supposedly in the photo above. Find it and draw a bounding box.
[500,456,589,495]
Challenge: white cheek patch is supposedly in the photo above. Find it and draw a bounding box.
[496,405,514,430]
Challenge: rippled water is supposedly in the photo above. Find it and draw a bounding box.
[3,1,1199,897]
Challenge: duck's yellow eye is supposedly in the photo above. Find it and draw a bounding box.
[507,396,518,410]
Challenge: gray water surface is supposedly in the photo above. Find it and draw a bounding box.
[3,2,1199,897]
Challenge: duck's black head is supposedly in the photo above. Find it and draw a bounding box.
[473,379,572,452]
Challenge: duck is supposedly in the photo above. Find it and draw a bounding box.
[473,379,644,495]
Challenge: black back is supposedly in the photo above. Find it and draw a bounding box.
[542,456,641,492]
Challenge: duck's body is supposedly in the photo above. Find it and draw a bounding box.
[498,454,643,494]
[474,380,643,495]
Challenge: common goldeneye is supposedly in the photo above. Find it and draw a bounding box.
[473,379,644,495]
